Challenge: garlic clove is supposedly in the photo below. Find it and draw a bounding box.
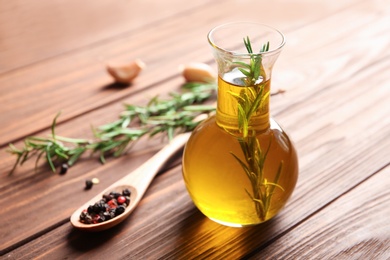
[180,62,216,83]
[106,59,145,83]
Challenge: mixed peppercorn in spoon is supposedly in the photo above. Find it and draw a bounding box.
[79,188,131,224]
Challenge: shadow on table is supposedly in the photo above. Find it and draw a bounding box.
[166,208,281,259]
[66,215,131,253]
[102,81,133,90]
[65,205,281,257]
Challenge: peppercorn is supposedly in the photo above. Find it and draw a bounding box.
[60,163,69,175]
[110,191,121,198]
[92,214,103,224]
[122,188,131,197]
[107,199,117,209]
[84,214,93,224]
[103,194,113,202]
[117,196,126,205]
[99,212,106,222]
[103,211,112,221]
[85,180,93,190]
[109,209,116,219]
[79,188,130,224]
[93,201,106,213]
[87,205,94,214]
[80,210,88,221]
[115,205,126,216]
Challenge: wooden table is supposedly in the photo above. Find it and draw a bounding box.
[1,0,389,258]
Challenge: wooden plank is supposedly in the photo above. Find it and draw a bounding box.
[0,0,361,146]
[1,0,389,257]
[257,165,390,259]
[0,0,212,74]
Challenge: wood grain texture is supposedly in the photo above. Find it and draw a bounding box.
[0,0,216,146]
[1,0,389,258]
[0,0,212,73]
[258,165,390,259]
[0,0,359,146]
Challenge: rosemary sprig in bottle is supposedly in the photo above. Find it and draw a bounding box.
[235,36,269,86]
[229,37,284,221]
[7,82,216,174]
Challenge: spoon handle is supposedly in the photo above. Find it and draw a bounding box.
[109,132,191,201]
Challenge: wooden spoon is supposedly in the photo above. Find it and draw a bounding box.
[70,132,191,232]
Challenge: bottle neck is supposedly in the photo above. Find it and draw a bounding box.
[216,75,271,134]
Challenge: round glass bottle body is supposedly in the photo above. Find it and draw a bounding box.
[182,75,298,227]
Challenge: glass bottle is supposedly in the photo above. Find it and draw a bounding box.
[182,22,298,227]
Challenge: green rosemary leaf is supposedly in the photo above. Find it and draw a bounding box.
[27,136,52,143]
[113,140,132,157]
[251,197,265,210]
[260,91,270,112]
[261,42,270,52]
[183,105,215,112]
[149,126,164,137]
[167,127,175,140]
[8,143,21,154]
[98,119,123,131]
[147,113,181,122]
[118,128,148,137]
[237,104,248,137]
[227,90,245,103]
[230,152,252,180]
[7,144,21,175]
[100,140,123,152]
[265,181,285,192]
[250,57,256,75]
[245,189,254,200]
[261,136,272,167]
[246,87,257,100]
[238,68,252,78]
[55,135,90,144]
[99,153,106,164]
[147,96,159,106]
[67,147,86,166]
[234,61,251,69]
[253,57,261,80]
[121,116,131,129]
[20,149,30,165]
[97,131,118,140]
[35,150,45,171]
[244,36,253,53]
[182,82,217,93]
[97,128,144,139]
[45,145,56,172]
[237,138,250,159]
[54,147,69,159]
[51,112,61,140]
[246,91,263,120]
[272,162,284,192]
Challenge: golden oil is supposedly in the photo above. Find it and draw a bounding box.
[182,75,298,226]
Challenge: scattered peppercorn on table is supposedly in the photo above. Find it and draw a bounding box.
[1,0,389,258]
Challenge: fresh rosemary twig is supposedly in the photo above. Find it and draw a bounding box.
[229,37,284,221]
[235,36,269,86]
[7,82,217,174]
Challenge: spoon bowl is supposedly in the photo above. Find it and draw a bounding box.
[70,132,191,232]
